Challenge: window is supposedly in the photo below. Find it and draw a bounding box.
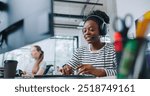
[0,54,4,67]
[0,36,78,73]
[54,36,78,67]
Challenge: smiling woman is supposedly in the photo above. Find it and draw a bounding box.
[60,10,117,77]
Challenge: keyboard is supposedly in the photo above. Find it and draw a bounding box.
[34,75,96,79]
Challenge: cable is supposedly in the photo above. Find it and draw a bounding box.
[0,34,2,46]
[80,0,90,15]
[89,0,99,14]
[104,36,106,68]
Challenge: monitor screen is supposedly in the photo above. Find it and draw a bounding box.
[0,0,54,54]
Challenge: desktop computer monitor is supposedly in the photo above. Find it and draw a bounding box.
[0,0,54,54]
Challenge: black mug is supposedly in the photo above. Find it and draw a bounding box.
[4,60,18,78]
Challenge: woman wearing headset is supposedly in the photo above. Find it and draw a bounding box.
[60,10,117,77]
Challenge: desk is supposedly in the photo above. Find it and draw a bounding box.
[15,75,116,79]
[34,75,96,79]
[96,76,117,79]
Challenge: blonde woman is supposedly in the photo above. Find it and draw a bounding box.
[22,45,46,77]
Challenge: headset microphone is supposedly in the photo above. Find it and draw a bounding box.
[91,35,99,41]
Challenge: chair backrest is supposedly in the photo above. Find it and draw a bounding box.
[44,65,53,75]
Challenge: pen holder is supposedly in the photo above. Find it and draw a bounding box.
[118,38,147,79]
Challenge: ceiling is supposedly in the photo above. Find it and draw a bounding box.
[53,0,105,29]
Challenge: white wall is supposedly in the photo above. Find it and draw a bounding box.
[116,0,150,19]
[105,0,117,41]
[116,0,150,38]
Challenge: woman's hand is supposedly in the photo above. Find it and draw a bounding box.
[37,54,44,63]
[77,64,106,77]
[21,71,34,78]
[22,71,27,75]
[59,64,72,75]
[77,64,95,75]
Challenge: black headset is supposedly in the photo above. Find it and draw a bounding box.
[85,15,107,36]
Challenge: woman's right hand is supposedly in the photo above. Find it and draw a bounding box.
[22,71,26,75]
[59,64,72,75]
[21,71,34,78]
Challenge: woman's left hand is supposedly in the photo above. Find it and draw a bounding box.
[77,64,106,77]
[77,64,95,75]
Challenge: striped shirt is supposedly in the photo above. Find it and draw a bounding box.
[67,43,117,76]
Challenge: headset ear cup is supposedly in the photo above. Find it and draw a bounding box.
[101,23,107,36]
[85,15,108,36]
